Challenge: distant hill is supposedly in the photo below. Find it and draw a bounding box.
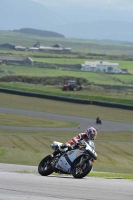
[13,28,65,38]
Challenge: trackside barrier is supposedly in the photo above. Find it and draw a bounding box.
[0,88,91,105]
[92,100,133,110]
[0,88,133,110]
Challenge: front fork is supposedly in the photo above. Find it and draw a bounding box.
[79,155,89,165]
[76,156,89,170]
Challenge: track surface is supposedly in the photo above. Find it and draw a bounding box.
[0,163,133,200]
[0,107,133,132]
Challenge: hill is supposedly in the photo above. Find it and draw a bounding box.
[13,28,65,38]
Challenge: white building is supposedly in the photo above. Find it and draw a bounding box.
[81,61,122,74]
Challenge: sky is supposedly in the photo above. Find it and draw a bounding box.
[31,0,133,23]
[32,0,133,10]
[0,0,133,41]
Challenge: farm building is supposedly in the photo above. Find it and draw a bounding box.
[15,46,27,51]
[52,44,63,48]
[0,56,34,65]
[0,43,27,51]
[28,42,71,52]
[0,42,71,52]
[81,61,122,74]
[0,43,16,50]
[51,43,71,52]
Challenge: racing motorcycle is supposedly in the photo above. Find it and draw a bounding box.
[96,118,102,124]
[38,140,97,179]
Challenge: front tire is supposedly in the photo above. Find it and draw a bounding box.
[72,160,92,179]
[38,155,54,176]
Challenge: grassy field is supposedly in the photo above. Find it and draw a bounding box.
[0,93,133,178]
[0,113,77,128]
[1,62,133,107]
[32,57,133,71]
[1,31,133,55]
[1,63,133,85]
[0,80,133,106]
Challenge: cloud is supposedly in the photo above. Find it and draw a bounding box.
[32,0,133,10]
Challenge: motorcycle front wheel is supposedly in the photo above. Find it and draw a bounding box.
[72,160,92,179]
[38,155,54,176]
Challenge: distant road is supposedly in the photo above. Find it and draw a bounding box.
[0,107,133,132]
[0,163,133,200]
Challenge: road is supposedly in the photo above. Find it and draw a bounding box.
[0,107,133,132]
[0,164,133,200]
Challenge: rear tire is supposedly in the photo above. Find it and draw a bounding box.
[72,160,92,179]
[38,155,54,176]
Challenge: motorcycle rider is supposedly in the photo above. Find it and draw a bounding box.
[52,127,97,156]
[96,117,100,122]
[96,117,102,124]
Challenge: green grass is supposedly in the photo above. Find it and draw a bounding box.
[0,113,77,127]
[19,170,133,180]
[32,57,133,71]
[89,172,133,180]
[1,31,133,55]
[1,64,133,86]
[1,57,133,73]
[1,81,133,106]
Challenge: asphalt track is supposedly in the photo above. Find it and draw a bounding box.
[0,106,133,132]
[0,163,133,200]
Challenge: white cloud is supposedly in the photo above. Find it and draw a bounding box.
[32,0,133,10]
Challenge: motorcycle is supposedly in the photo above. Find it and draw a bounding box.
[96,118,102,124]
[38,140,97,179]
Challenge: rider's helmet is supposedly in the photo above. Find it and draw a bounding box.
[85,127,97,140]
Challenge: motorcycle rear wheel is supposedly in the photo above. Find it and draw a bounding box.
[72,160,92,179]
[38,155,54,176]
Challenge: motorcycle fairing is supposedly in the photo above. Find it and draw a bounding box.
[55,154,72,173]
[56,149,85,173]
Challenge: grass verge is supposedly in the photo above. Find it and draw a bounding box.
[19,170,133,180]
[0,113,77,127]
